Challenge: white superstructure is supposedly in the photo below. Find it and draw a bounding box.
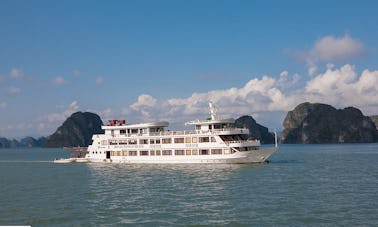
[57,103,278,164]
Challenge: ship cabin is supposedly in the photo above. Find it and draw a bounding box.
[185,118,236,131]
[102,120,169,137]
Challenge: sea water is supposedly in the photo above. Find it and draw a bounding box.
[0,144,378,226]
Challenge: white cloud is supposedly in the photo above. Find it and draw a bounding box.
[0,101,6,108]
[10,68,24,78]
[304,64,378,113]
[130,94,157,110]
[52,76,65,85]
[309,35,365,62]
[277,70,301,89]
[46,100,79,123]
[95,76,104,84]
[294,35,366,76]
[307,62,318,76]
[121,65,378,126]
[7,86,21,94]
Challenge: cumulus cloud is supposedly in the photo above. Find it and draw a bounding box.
[121,65,378,126]
[130,94,157,110]
[304,64,378,113]
[7,86,21,94]
[52,76,65,85]
[309,35,365,62]
[10,68,24,78]
[293,35,366,76]
[46,101,79,123]
[277,70,301,89]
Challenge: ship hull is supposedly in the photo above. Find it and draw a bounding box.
[86,147,278,164]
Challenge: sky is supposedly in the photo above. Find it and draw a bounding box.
[1,0,378,138]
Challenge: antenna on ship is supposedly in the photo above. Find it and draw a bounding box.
[274,130,278,148]
[208,101,217,120]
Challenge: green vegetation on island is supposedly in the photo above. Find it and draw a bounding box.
[281,102,378,143]
[44,112,104,147]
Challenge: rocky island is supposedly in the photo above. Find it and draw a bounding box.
[44,112,104,147]
[281,102,378,143]
[235,115,275,144]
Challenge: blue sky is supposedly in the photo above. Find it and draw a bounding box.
[1,0,378,138]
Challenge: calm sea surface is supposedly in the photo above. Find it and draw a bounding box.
[1,144,378,226]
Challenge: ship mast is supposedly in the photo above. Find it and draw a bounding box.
[208,101,217,120]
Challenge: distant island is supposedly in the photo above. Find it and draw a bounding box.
[0,136,47,148]
[1,102,377,148]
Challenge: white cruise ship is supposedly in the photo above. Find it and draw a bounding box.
[55,102,278,164]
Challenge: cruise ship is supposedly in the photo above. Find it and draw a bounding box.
[55,102,278,164]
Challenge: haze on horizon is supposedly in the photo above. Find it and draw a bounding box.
[0,0,377,139]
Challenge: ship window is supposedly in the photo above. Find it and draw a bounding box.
[214,124,221,129]
[129,140,137,145]
[120,129,126,134]
[150,150,155,156]
[119,140,127,145]
[185,137,191,143]
[192,149,198,155]
[195,125,201,130]
[200,149,209,155]
[162,150,172,156]
[175,150,184,155]
[156,139,161,144]
[150,139,155,144]
[162,138,172,144]
[211,137,216,142]
[109,140,118,145]
[123,151,128,156]
[156,150,161,156]
[186,150,191,155]
[200,150,209,155]
[199,137,209,143]
[131,129,138,134]
[101,140,107,145]
[240,147,248,151]
[139,139,148,144]
[192,137,197,143]
[174,138,184,143]
[140,150,149,156]
[211,149,222,155]
[129,151,137,156]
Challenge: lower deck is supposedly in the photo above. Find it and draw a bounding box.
[85,147,278,164]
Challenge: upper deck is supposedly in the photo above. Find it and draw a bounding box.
[97,102,249,139]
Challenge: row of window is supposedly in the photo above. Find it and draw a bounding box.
[103,149,226,157]
[103,136,217,146]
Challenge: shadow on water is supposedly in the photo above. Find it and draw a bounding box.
[269,159,303,164]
